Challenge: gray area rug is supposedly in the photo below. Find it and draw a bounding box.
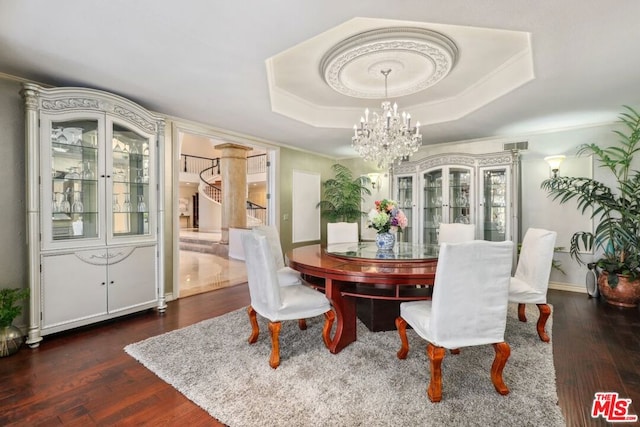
[125,304,565,426]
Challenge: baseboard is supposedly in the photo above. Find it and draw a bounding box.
[549,281,587,294]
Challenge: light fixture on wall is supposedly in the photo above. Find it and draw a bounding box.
[544,155,566,178]
[352,69,422,169]
[367,173,382,190]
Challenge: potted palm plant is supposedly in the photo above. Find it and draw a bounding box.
[541,106,640,307]
[317,164,371,222]
[0,287,29,356]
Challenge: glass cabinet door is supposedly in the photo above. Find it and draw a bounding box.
[47,119,101,244]
[422,169,443,245]
[448,168,471,224]
[482,168,508,241]
[110,123,153,239]
[395,175,414,243]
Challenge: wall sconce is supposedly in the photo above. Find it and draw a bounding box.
[367,173,382,190]
[544,155,566,178]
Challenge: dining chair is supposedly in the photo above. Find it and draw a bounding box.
[509,227,557,342]
[253,225,301,286]
[396,240,514,402]
[241,229,335,369]
[437,223,476,244]
[327,222,359,245]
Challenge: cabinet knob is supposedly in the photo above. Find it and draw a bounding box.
[110,281,114,285]
[101,282,106,286]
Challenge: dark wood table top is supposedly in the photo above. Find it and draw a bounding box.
[287,243,438,285]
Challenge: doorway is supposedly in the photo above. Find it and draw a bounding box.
[174,129,271,298]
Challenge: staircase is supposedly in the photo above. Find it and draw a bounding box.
[179,234,229,256]
[179,154,267,255]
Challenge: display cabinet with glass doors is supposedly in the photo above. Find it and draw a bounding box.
[22,84,165,346]
[392,152,518,246]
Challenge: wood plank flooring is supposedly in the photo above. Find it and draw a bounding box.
[0,287,638,426]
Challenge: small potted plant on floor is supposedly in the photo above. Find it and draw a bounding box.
[0,287,29,357]
[541,106,640,307]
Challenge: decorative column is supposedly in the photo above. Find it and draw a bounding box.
[214,143,252,244]
[21,85,44,347]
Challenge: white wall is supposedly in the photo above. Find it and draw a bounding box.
[0,78,28,328]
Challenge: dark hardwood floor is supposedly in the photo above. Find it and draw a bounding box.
[1,287,638,426]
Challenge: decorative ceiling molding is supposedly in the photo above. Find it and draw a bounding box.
[320,27,458,99]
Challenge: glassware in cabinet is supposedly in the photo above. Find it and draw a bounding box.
[448,168,471,225]
[422,170,443,245]
[395,175,415,243]
[111,124,152,238]
[481,169,508,241]
[49,119,100,242]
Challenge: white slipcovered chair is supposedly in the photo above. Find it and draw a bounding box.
[253,225,301,286]
[241,229,334,369]
[437,223,476,244]
[509,228,557,342]
[396,240,514,402]
[327,222,359,245]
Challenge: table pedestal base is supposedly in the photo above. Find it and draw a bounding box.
[357,299,402,332]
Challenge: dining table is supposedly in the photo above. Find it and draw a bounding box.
[286,242,438,354]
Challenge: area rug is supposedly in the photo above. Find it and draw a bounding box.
[125,304,565,426]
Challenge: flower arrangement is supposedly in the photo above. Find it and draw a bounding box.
[368,199,408,233]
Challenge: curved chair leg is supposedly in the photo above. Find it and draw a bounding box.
[491,342,511,395]
[396,317,409,359]
[322,310,335,348]
[268,321,282,369]
[517,303,527,322]
[536,303,551,342]
[298,319,307,330]
[427,343,446,402]
[247,305,259,344]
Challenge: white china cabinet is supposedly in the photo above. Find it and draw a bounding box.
[22,84,166,347]
[392,152,518,246]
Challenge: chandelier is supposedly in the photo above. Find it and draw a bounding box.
[352,69,422,169]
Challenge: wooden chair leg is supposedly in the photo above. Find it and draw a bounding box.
[268,321,282,369]
[536,303,551,342]
[449,348,461,355]
[322,310,335,348]
[427,343,445,402]
[247,305,259,344]
[298,319,307,330]
[517,303,527,322]
[396,317,409,359]
[491,342,511,395]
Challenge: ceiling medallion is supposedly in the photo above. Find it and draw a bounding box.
[320,27,458,99]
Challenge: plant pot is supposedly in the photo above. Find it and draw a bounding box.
[597,273,640,308]
[0,325,24,357]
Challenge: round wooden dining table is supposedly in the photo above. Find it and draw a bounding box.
[286,242,438,354]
